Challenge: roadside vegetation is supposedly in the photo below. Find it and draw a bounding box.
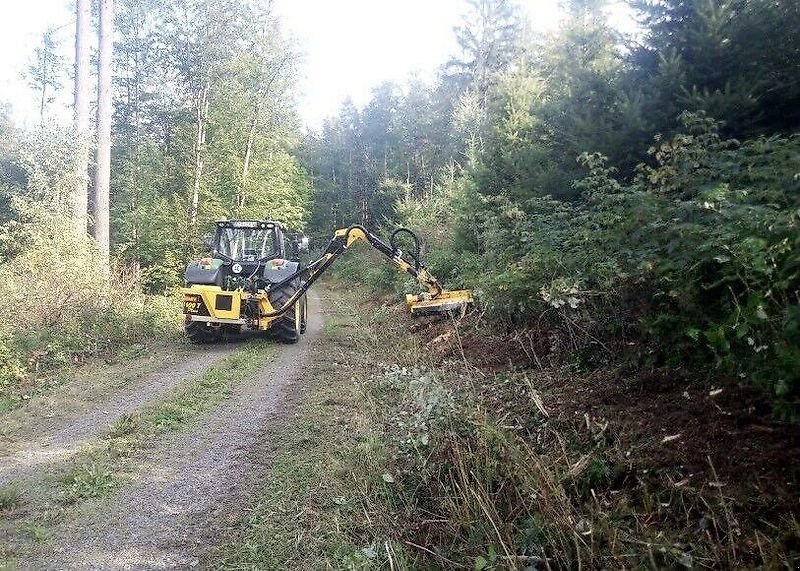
[303,0,800,418]
[214,282,800,569]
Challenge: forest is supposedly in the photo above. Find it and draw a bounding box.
[302,0,800,419]
[0,0,799,568]
[1,0,797,411]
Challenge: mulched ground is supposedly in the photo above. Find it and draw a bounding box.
[401,304,800,562]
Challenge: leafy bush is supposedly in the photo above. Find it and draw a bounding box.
[0,207,180,394]
[442,113,800,414]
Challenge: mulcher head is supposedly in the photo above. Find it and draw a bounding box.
[405,290,474,316]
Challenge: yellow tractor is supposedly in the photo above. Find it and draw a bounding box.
[181,220,473,343]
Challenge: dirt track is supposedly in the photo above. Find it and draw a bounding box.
[3,293,323,569]
[0,346,235,488]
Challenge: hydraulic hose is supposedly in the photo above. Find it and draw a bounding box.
[390,227,422,271]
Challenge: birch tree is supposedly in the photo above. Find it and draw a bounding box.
[72,0,91,235]
[94,0,114,264]
[26,27,64,123]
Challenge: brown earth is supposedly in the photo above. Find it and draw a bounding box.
[403,301,800,563]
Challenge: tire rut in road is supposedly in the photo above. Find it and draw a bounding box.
[0,346,237,486]
[30,293,324,570]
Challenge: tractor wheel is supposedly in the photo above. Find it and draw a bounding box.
[185,320,223,344]
[269,282,301,344]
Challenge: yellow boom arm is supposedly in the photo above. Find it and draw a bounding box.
[265,225,473,317]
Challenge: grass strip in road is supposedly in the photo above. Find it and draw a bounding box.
[55,340,278,503]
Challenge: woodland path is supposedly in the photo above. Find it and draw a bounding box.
[2,293,323,570]
[0,346,236,488]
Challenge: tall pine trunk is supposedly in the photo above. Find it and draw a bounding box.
[189,81,209,230]
[72,0,90,236]
[94,0,114,265]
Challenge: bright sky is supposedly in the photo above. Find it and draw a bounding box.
[0,0,637,130]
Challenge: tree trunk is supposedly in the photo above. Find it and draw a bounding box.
[72,0,90,236]
[189,81,209,229]
[94,0,114,266]
[39,83,46,123]
[238,103,259,211]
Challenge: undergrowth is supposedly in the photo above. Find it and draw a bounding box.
[0,483,22,512]
[214,283,800,569]
[0,206,181,405]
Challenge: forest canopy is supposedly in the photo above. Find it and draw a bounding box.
[0,0,799,413]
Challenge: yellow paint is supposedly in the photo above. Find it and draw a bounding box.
[181,285,243,320]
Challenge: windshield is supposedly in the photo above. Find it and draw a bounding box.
[216,228,278,261]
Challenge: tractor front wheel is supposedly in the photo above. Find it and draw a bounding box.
[269,283,301,344]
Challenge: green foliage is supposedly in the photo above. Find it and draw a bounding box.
[452,112,800,411]
[632,0,800,137]
[110,0,307,287]
[24,26,64,122]
[0,128,180,397]
[59,464,115,504]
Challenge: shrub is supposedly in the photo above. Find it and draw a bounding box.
[436,113,800,413]
[0,206,180,394]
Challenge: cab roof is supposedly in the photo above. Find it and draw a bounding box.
[214,219,287,231]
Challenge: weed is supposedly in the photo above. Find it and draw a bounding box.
[0,483,22,511]
[59,463,115,504]
[107,413,137,438]
[22,522,49,543]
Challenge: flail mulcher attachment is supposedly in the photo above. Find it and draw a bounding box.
[326,226,473,316]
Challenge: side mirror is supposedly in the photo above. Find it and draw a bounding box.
[298,235,310,253]
[202,234,214,251]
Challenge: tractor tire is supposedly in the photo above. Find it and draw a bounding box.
[185,320,223,344]
[269,282,301,344]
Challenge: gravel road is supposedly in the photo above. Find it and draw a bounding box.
[26,293,323,570]
[0,346,236,487]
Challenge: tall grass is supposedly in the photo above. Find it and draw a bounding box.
[0,211,180,395]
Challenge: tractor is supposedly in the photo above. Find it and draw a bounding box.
[181,220,473,343]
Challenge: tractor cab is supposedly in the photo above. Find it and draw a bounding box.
[206,220,287,263]
[185,220,302,292]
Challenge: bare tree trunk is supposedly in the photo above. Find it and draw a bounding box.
[94,0,114,265]
[238,103,259,211]
[72,0,90,236]
[39,84,46,123]
[189,82,209,229]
